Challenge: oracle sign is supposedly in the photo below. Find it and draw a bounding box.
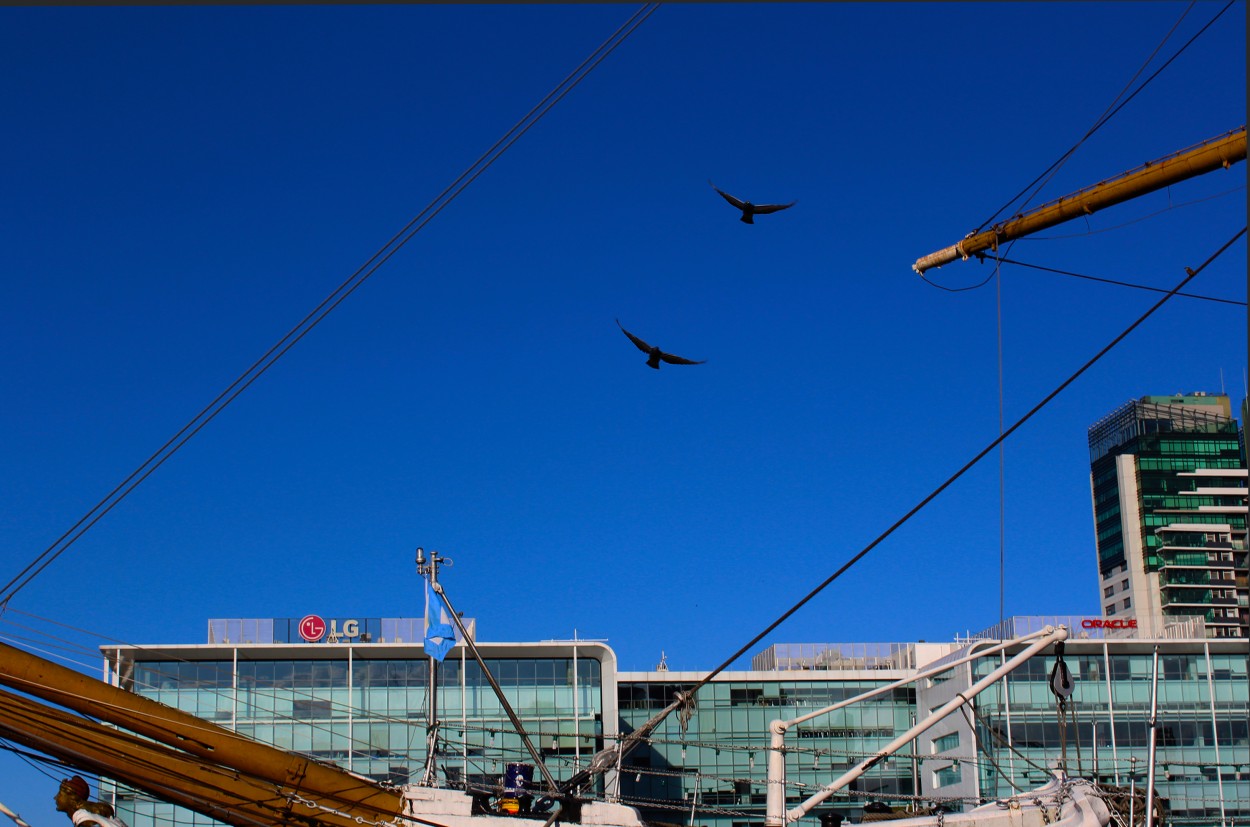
[1081,618,1137,630]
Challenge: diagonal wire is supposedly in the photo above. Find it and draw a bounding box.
[978,254,1247,306]
[688,227,1245,692]
[0,4,660,607]
[1016,185,1246,240]
[974,0,1232,234]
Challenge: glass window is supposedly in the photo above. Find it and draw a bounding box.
[934,763,962,787]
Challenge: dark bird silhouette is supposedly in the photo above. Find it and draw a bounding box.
[616,320,706,369]
[709,180,795,224]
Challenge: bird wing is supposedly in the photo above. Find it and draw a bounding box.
[751,201,796,215]
[658,351,706,366]
[709,180,745,209]
[616,319,654,354]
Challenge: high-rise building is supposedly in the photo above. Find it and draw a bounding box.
[1087,393,1249,638]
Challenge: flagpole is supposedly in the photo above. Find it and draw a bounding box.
[417,547,451,787]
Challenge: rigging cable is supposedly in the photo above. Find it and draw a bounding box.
[1011,184,1246,240]
[681,226,1246,696]
[918,268,995,293]
[995,251,1005,631]
[973,0,1231,234]
[0,738,63,783]
[925,0,1236,295]
[958,704,1021,794]
[974,254,1246,306]
[963,701,1052,778]
[0,3,660,608]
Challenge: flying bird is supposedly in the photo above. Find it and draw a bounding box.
[709,180,795,224]
[616,320,706,370]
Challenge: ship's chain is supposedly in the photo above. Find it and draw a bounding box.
[285,793,404,827]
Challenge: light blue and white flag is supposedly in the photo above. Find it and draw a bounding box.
[424,581,456,662]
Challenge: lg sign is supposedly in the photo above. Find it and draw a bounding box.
[298,614,362,642]
[299,615,327,642]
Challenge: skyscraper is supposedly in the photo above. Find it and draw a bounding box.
[1087,392,1248,638]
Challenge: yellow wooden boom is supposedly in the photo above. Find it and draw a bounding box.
[912,126,1246,275]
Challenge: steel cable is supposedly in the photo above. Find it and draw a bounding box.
[973,0,1232,234]
[0,4,659,607]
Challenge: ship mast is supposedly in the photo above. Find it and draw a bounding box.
[912,126,1246,274]
[0,640,403,827]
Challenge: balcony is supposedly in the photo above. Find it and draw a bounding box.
[1160,590,1241,607]
[1161,608,1242,627]
[1161,580,1240,594]
[1160,572,1218,586]
[1155,535,1234,548]
[1158,554,1236,569]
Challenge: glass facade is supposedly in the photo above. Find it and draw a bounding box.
[109,642,610,827]
[1089,401,1243,575]
[965,644,1249,827]
[99,628,1248,827]
[617,676,916,827]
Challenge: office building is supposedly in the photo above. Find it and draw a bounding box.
[914,617,1247,827]
[96,614,1248,827]
[1087,393,1248,638]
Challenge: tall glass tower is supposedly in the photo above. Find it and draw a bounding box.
[1087,393,1248,638]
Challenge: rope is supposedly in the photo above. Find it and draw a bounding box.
[1069,698,1083,779]
[959,704,1022,794]
[0,2,660,607]
[1056,699,1069,774]
[964,699,1051,778]
[972,253,1246,306]
[973,0,1231,233]
[692,226,1245,703]
[1006,185,1246,241]
[995,245,1006,631]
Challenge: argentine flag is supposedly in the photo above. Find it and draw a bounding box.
[424,582,456,662]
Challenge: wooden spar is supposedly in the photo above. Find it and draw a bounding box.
[0,640,403,823]
[912,126,1247,274]
[0,687,334,827]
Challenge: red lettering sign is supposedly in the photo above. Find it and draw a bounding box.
[1080,618,1138,630]
[299,614,327,642]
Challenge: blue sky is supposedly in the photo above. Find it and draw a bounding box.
[1,2,1246,823]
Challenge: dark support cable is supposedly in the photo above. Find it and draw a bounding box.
[973,0,1233,233]
[557,227,1246,797]
[432,584,560,797]
[688,227,1247,696]
[0,3,660,607]
[976,254,1246,306]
